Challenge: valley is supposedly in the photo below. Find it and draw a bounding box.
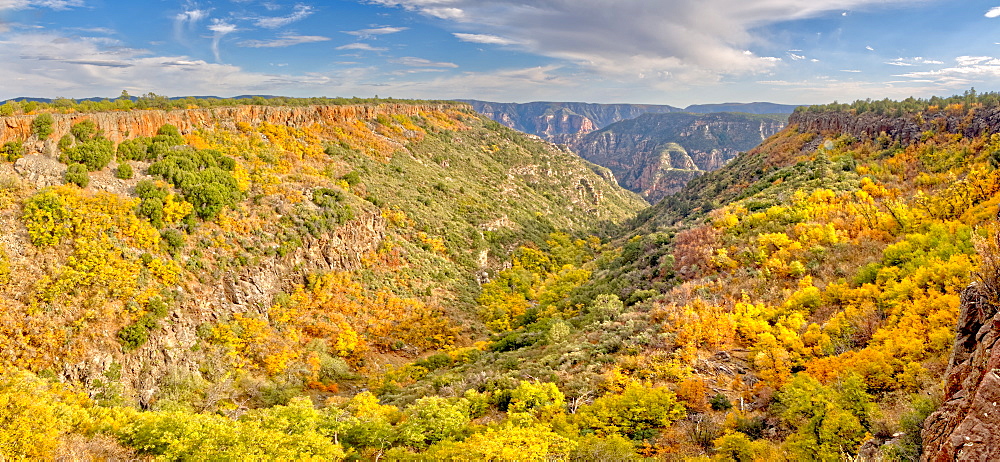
[0,92,999,460]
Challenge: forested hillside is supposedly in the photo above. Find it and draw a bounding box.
[2,92,1000,460]
[0,98,646,459]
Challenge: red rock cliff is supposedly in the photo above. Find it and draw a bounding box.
[921,283,1000,461]
[0,103,466,146]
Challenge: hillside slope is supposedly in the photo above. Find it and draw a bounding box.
[0,100,646,456]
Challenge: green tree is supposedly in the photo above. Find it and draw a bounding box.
[31,113,54,139]
[577,383,686,440]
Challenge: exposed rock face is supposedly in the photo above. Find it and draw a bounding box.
[922,283,1000,461]
[0,103,461,145]
[789,107,1000,146]
[571,113,787,202]
[461,100,681,139]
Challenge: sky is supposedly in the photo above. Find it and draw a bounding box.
[0,0,998,106]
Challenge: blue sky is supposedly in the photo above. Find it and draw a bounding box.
[0,0,998,106]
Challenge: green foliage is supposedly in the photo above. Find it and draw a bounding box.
[70,119,100,141]
[161,228,185,253]
[63,138,114,171]
[115,162,134,179]
[397,396,470,448]
[116,137,151,161]
[147,148,240,219]
[119,403,344,459]
[709,393,733,411]
[577,383,686,440]
[22,188,71,246]
[798,88,999,115]
[31,113,54,139]
[774,374,874,461]
[1,141,24,162]
[118,298,170,351]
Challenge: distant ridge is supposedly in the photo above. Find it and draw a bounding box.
[0,94,283,104]
[684,101,802,114]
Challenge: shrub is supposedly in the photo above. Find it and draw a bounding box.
[64,163,90,187]
[147,149,241,219]
[161,229,185,253]
[116,137,151,161]
[63,138,114,171]
[31,113,54,139]
[70,119,99,141]
[115,162,134,179]
[709,393,733,411]
[1,141,24,162]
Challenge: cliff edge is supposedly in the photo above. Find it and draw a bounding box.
[922,283,1000,461]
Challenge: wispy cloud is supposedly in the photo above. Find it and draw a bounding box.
[342,26,407,38]
[391,56,458,68]
[369,0,920,84]
[895,55,1000,87]
[174,4,210,43]
[885,57,944,67]
[453,33,520,45]
[254,4,313,29]
[208,19,237,62]
[239,33,329,48]
[0,0,83,10]
[336,43,387,51]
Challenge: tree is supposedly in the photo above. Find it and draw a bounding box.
[32,113,54,139]
[577,383,686,440]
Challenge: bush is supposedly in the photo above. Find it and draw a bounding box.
[64,163,90,187]
[710,393,733,411]
[1,141,24,162]
[147,149,241,219]
[32,113,54,139]
[161,229,185,253]
[63,138,114,171]
[116,137,151,161]
[70,119,99,141]
[115,162,134,179]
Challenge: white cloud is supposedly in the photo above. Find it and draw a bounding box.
[0,31,372,99]
[0,0,82,10]
[174,6,210,42]
[865,45,874,51]
[368,0,918,83]
[239,34,330,48]
[391,56,459,68]
[789,53,806,60]
[896,55,1000,87]
[423,7,464,19]
[336,43,388,51]
[840,69,862,72]
[208,19,237,62]
[342,26,408,38]
[254,4,313,29]
[453,33,520,45]
[986,6,1000,18]
[885,57,944,66]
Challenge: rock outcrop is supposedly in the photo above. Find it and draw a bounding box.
[788,106,1000,146]
[921,283,1000,461]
